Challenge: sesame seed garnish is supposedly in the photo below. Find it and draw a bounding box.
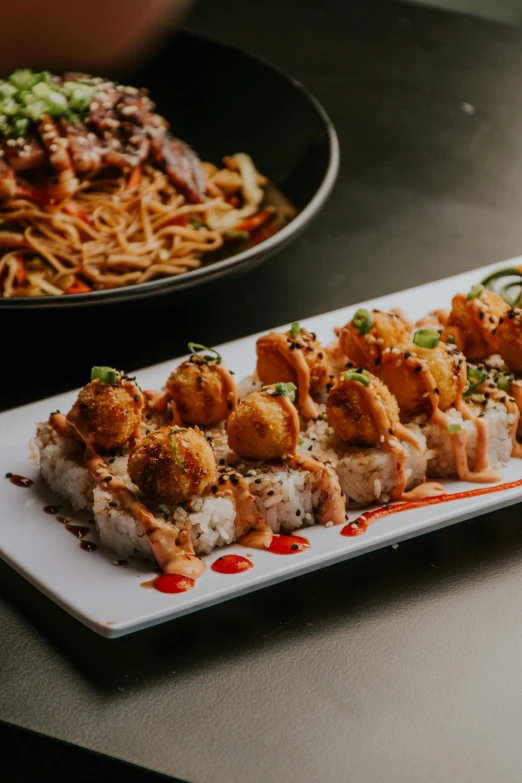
[103,476,112,483]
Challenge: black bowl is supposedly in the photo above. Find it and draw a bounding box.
[0,31,339,310]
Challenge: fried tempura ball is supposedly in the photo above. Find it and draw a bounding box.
[226,388,299,460]
[326,372,400,445]
[128,426,215,505]
[75,379,143,450]
[339,309,411,372]
[497,308,522,373]
[166,357,237,427]
[256,326,329,396]
[442,289,509,360]
[378,342,463,416]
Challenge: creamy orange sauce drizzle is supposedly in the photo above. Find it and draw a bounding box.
[214,362,239,411]
[469,296,502,354]
[487,382,522,459]
[257,332,319,419]
[408,354,500,483]
[143,389,183,425]
[287,453,345,525]
[219,476,267,539]
[64,400,204,578]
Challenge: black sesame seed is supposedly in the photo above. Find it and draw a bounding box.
[308,445,313,451]
[318,352,324,359]
[492,327,497,335]
[145,413,151,420]
[211,485,218,494]
[414,365,422,372]
[296,509,301,516]
[109,501,117,507]
[218,475,226,484]
[375,357,381,366]
[103,476,112,483]
[227,402,233,410]
[255,478,262,484]
[499,317,504,324]
[231,475,239,485]
[108,457,115,464]
[196,376,203,384]
[404,352,411,359]
[80,403,88,409]
[434,388,440,395]
[290,544,299,551]
[389,428,394,435]
[267,490,274,496]
[219,458,225,465]
[134,394,139,402]
[478,312,484,320]
[5,472,12,478]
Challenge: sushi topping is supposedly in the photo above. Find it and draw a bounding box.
[343,370,371,386]
[289,322,301,337]
[464,366,487,397]
[187,342,222,365]
[169,428,188,472]
[273,381,297,401]
[90,366,118,384]
[352,308,373,335]
[467,283,485,301]
[447,423,462,434]
[413,329,440,349]
[497,372,514,391]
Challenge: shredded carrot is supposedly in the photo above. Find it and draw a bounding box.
[126,165,142,191]
[164,214,188,227]
[14,256,27,285]
[63,200,94,226]
[15,185,55,206]
[236,210,273,233]
[64,277,92,294]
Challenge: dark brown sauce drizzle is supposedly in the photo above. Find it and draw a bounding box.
[43,505,60,514]
[6,473,33,488]
[80,540,97,552]
[66,524,91,539]
[112,559,128,567]
[56,515,70,524]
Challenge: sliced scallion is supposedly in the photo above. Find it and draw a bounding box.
[413,329,440,349]
[447,423,461,434]
[188,342,222,364]
[352,308,373,336]
[467,284,485,301]
[290,322,301,337]
[274,381,297,401]
[169,428,188,473]
[90,366,118,385]
[343,370,371,387]
[224,229,249,240]
[497,373,513,391]
[446,334,456,344]
[298,436,304,446]
[464,366,487,396]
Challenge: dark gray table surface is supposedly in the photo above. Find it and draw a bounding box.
[3,1,522,781]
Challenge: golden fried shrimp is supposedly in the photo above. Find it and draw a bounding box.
[226,384,300,460]
[339,308,411,372]
[166,346,237,427]
[128,426,215,505]
[497,308,522,372]
[70,370,143,450]
[256,324,329,418]
[326,370,400,445]
[442,287,509,360]
[378,339,464,416]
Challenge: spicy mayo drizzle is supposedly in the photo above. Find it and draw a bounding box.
[257,332,319,419]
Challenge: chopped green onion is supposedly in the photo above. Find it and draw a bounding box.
[169,428,188,473]
[446,334,456,344]
[467,284,485,301]
[274,381,297,401]
[464,366,487,396]
[189,217,208,230]
[497,373,514,391]
[413,329,440,349]
[352,308,373,336]
[447,423,461,434]
[343,370,371,387]
[90,366,118,384]
[188,342,222,364]
[224,229,249,240]
[298,436,304,446]
[290,322,301,338]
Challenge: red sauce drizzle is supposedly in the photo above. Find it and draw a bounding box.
[43,505,60,514]
[7,474,33,488]
[65,524,91,539]
[267,534,310,555]
[211,554,253,574]
[80,540,97,552]
[150,574,195,593]
[341,477,522,535]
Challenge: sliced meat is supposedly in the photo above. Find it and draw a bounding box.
[2,134,46,172]
[37,115,79,199]
[0,159,17,199]
[103,124,150,172]
[116,89,167,131]
[150,133,206,204]
[59,118,105,175]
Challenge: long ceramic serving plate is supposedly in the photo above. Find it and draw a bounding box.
[1,259,522,637]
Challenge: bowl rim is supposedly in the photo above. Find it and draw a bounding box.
[0,31,340,310]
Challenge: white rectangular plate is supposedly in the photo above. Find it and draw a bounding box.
[2,259,522,638]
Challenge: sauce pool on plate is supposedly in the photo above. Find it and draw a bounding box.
[211,554,253,574]
[141,574,195,593]
[6,473,33,488]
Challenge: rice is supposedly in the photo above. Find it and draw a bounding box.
[33,422,94,511]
